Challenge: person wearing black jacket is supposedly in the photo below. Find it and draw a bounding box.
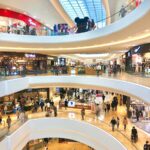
[144,141,150,150]
[110,117,117,131]
[131,126,138,143]
[143,141,150,150]
[102,94,105,102]
[53,105,57,117]
[64,99,68,110]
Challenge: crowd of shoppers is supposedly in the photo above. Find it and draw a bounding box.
[0,89,148,148]
[95,62,122,77]
[6,24,37,35]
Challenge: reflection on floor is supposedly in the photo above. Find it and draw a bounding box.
[0,103,149,150]
[27,106,149,150]
[25,138,92,150]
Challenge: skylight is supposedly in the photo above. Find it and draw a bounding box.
[59,0,106,28]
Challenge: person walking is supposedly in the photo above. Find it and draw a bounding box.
[6,116,11,130]
[106,102,110,113]
[144,141,150,150]
[102,93,105,102]
[40,100,44,112]
[136,109,140,122]
[64,99,68,110]
[110,117,117,131]
[119,5,127,18]
[0,114,2,124]
[19,112,25,123]
[81,107,85,120]
[116,117,120,129]
[123,117,128,131]
[53,105,57,117]
[111,100,115,111]
[4,105,7,115]
[131,126,138,143]
[104,103,107,113]
[95,105,101,119]
[96,64,101,76]
[16,109,20,120]
[113,96,118,111]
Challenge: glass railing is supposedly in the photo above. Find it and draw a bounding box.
[0,111,138,150]
[0,65,150,87]
[97,0,144,27]
[0,0,143,36]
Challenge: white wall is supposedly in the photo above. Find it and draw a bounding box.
[108,0,128,22]
[0,0,66,27]
[0,78,29,97]
[0,138,9,150]
[0,76,150,103]
[1,118,127,150]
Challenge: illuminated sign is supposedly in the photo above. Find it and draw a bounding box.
[25,54,36,58]
[134,46,141,53]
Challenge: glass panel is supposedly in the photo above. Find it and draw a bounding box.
[59,0,106,27]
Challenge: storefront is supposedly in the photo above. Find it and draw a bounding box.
[0,52,49,76]
[0,9,52,35]
[125,43,150,76]
[0,88,49,113]
[130,98,150,122]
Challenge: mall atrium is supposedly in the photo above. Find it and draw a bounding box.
[0,0,150,150]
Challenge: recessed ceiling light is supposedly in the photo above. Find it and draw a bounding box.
[145,29,150,32]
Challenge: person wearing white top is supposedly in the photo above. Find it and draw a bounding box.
[47,102,50,108]
[96,64,101,76]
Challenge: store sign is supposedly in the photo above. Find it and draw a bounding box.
[16,60,27,63]
[68,101,75,107]
[47,57,54,60]
[25,54,36,58]
[134,46,141,53]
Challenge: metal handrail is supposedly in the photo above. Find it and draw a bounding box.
[95,0,137,23]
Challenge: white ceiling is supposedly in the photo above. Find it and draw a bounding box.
[0,0,67,28]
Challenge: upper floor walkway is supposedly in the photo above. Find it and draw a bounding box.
[0,72,150,103]
[0,0,150,54]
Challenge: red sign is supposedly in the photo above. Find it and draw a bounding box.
[136,0,142,7]
[0,9,42,27]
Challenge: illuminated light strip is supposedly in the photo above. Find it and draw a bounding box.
[0,32,150,51]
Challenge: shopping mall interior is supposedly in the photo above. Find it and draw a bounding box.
[0,0,150,150]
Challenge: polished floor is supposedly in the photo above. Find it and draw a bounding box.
[41,140,91,150]
[25,138,92,150]
[0,104,149,150]
[28,107,148,150]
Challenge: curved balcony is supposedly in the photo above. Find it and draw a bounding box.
[1,118,127,150]
[0,106,148,150]
[0,74,150,103]
[0,0,149,54]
